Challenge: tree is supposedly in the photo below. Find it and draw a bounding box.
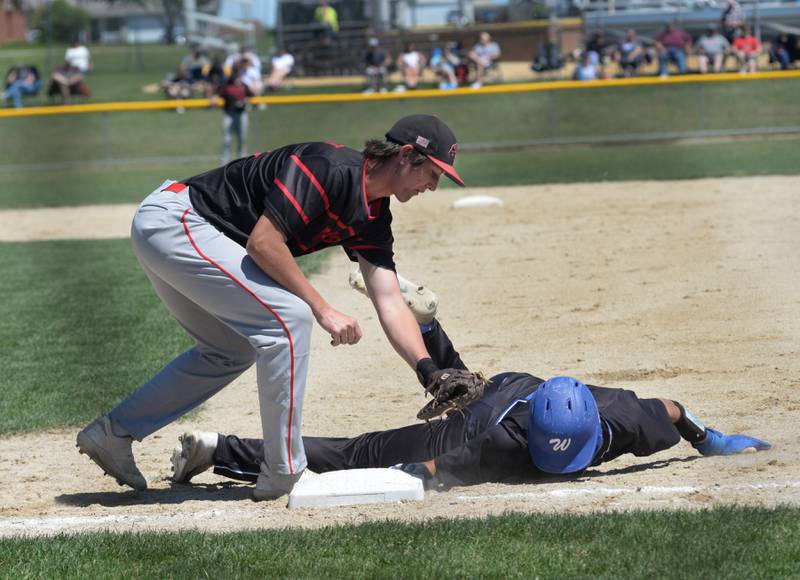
[31,0,91,44]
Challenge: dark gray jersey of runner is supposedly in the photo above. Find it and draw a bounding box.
[212,321,681,487]
[184,142,395,270]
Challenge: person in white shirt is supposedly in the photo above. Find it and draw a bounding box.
[65,40,91,74]
[224,46,262,78]
[267,48,295,91]
[395,42,426,91]
[468,32,501,88]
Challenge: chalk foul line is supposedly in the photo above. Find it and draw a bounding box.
[457,480,800,502]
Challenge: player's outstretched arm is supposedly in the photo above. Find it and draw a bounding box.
[664,398,772,456]
[358,256,430,368]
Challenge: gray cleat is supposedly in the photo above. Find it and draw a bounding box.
[171,431,218,483]
[253,469,316,502]
[76,415,147,491]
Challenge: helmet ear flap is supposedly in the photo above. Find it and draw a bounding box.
[527,376,602,474]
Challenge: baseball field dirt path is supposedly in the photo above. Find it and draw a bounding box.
[1,176,798,536]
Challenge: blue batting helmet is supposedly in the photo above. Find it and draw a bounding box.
[528,376,603,474]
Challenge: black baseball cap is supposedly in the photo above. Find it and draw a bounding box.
[386,115,464,187]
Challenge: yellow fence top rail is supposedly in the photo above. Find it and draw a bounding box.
[2,70,799,119]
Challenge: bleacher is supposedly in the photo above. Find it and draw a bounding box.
[582,0,800,39]
[280,22,371,76]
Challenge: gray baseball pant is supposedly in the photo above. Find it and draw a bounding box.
[109,180,311,479]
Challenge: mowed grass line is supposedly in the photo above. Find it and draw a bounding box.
[0,239,331,435]
[1,137,800,209]
[1,507,799,578]
[2,79,800,167]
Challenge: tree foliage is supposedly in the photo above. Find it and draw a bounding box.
[31,0,91,44]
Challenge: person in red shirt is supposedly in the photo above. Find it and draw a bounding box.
[733,25,761,73]
[216,63,253,163]
[656,23,692,77]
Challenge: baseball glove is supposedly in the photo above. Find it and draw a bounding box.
[417,369,488,421]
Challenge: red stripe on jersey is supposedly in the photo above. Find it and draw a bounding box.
[290,154,355,237]
[274,178,310,225]
[162,182,187,194]
[324,141,344,148]
[294,236,310,253]
[180,208,297,474]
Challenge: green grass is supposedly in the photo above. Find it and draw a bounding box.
[0,162,216,208]
[0,239,331,434]
[1,507,798,578]
[4,80,800,164]
[1,136,798,209]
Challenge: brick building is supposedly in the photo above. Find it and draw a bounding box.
[1,0,27,44]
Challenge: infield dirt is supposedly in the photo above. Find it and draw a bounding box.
[1,176,797,536]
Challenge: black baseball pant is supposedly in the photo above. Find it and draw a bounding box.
[212,319,471,482]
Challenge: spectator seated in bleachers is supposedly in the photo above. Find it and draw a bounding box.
[224,46,262,79]
[161,47,215,107]
[614,29,646,77]
[429,43,461,90]
[732,25,760,73]
[180,46,211,85]
[697,25,730,74]
[267,47,295,92]
[238,56,264,97]
[468,31,501,88]
[65,39,92,74]
[656,22,692,77]
[395,42,426,92]
[585,32,615,78]
[223,46,263,98]
[363,37,390,94]
[769,33,798,70]
[48,62,89,104]
[447,42,470,85]
[572,51,599,81]
[2,64,41,109]
[206,54,226,95]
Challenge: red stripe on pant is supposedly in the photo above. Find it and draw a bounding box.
[180,208,296,474]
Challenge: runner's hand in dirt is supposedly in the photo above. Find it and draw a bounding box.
[693,428,771,456]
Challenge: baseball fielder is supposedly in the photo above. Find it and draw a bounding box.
[171,316,771,489]
[77,115,483,500]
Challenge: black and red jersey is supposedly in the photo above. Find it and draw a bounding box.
[185,142,395,270]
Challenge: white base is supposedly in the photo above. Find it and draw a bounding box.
[287,468,424,509]
[451,195,504,209]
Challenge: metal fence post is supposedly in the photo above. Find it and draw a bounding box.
[546,90,558,144]
[102,112,113,164]
[697,83,706,134]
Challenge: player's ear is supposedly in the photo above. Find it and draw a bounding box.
[399,143,415,163]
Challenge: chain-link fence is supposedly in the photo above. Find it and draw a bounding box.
[1,76,798,173]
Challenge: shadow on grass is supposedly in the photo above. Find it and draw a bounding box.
[55,481,256,507]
